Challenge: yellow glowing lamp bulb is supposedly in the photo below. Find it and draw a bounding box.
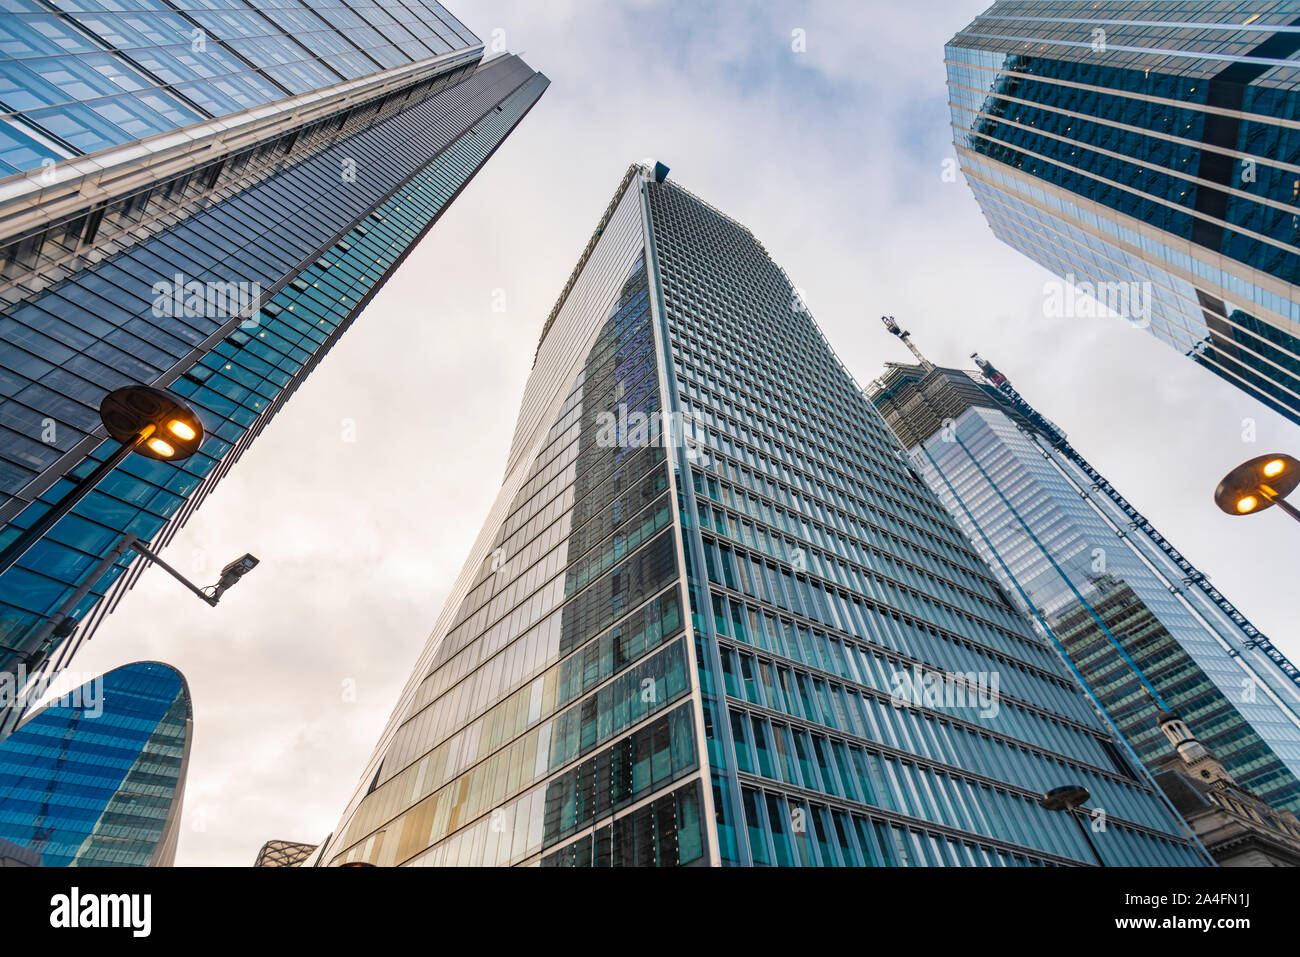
[1263,458,1286,478]
[1235,495,1259,514]
[147,437,176,458]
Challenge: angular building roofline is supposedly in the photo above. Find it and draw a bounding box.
[534,163,644,363]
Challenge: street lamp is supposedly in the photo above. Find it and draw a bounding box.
[1213,453,1300,526]
[0,385,205,577]
[1039,784,1105,866]
[0,385,214,742]
[0,536,260,742]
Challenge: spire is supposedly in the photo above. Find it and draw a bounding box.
[880,316,934,371]
[1157,711,1234,786]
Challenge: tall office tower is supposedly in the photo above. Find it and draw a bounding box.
[869,332,1300,814]
[0,661,191,866]
[0,5,547,684]
[947,2,1300,425]
[317,163,1208,867]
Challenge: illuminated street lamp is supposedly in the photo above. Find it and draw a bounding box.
[0,535,260,743]
[1039,784,1105,866]
[1214,453,1300,526]
[0,385,204,577]
[0,387,259,745]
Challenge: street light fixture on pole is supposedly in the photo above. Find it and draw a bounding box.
[0,385,263,742]
[1214,453,1300,526]
[1040,784,1105,866]
[0,385,205,577]
[0,535,259,741]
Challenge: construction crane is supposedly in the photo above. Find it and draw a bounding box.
[969,352,1300,693]
[881,316,934,371]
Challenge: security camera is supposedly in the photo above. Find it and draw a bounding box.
[220,553,259,581]
[212,553,259,601]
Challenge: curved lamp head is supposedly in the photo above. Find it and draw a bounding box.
[1039,784,1091,812]
[1214,453,1300,516]
[99,385,204,461]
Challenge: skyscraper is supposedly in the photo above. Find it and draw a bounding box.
[946,1,1300,425]
[0,4,547,685]
[868,328,1300,814]
[0,660,191,866]
[316,163,1209,867]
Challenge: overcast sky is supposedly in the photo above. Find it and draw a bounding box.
[54,0,1300,866]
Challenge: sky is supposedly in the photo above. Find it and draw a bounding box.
[52,0,1300,866]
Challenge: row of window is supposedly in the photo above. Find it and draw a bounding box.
[723,695,1172,840]
[540,779,706,868]
[0,1,478,170]
[337,636,691,858]
[435,285,655,654]
[701,549,1093,727]
[538,703,697,850]
[1,59,477,307]
[385,586,681,785]
[718,634,1114,770]
[690,444,1010,608]
[737,781,1055,866]
[696,492,1050,669]
[402,276,661,738]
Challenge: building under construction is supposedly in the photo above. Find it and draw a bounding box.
[868,318,1300,815]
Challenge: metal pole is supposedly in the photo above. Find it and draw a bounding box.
[1070,808,1106,867]
[18,534,139,666]
[0,431,148,577]
[0,533,140,741]
[0,532,218,745]
[1264,492,1300,525]
[132,540,218,607]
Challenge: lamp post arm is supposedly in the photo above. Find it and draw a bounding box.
[1259,486,1300,525]
[132,539,219,607]
[0,432,148,577]
[1070,808,1106,867]
[1276,498,1300,524]
[0,532,217,746]
[0,532,142,742]
[16,533,139,666]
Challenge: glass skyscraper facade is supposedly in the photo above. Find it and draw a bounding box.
[316,164,1208,867]
[0,0,481,176]
[947,1,1300,425]
[870,351,1300,814]
[0,4,548,682]
[0,660,191,866]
